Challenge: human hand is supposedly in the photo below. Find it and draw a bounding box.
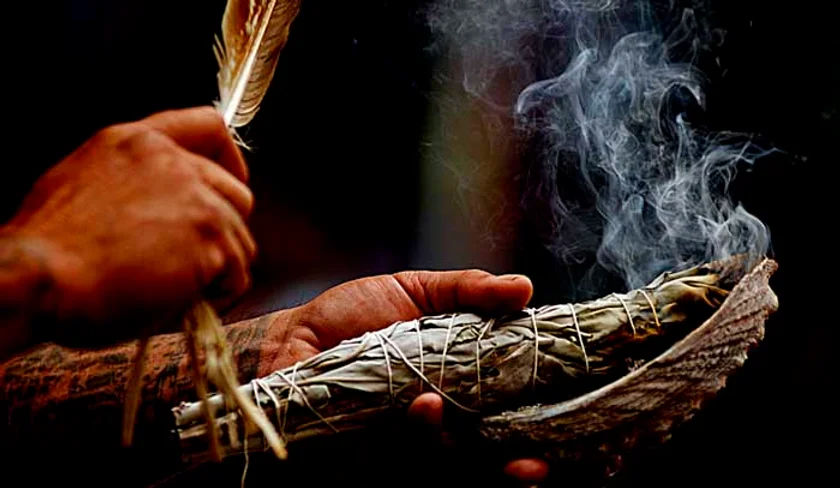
[260,270,549,485]
[4,107,255,346]
[409,392,550,485]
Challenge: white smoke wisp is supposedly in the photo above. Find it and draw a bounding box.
[427,0,771,291]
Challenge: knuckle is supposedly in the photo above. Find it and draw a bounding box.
[91,123,135,147]
[193,201,226,239]
[164,153,198,182]
[393,270,422,288]
[112,123,171,159]
[193,158,217,181]
[170,160,198,182]
[464,269,493,281]
[392,271,434,310]
[204,203,226,227]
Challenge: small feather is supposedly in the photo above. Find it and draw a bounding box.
[215,0,303,128]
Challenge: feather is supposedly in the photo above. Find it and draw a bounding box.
[122,0,301,462]
[215,0,303,128]
[183,0,303,461]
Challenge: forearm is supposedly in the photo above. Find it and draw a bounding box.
[0,309,288,446]
[0,231,55,360]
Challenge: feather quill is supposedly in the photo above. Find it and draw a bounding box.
[189,0,304,461]
[122,0,302,462]
[215,0,303,127]
[181,0,305,461]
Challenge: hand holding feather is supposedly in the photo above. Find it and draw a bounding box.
[0,108,255,355]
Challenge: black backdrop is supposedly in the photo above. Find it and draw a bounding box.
[0,1,835,487]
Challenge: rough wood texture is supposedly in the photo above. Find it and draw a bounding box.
[479,258,778,480]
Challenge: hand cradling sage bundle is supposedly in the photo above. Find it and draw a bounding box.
[174,257,772,463]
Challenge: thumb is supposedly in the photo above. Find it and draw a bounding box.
[392,270,534,316]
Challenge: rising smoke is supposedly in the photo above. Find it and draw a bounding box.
[426,0,770,291]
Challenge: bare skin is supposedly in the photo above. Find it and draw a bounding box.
[0,107,548,483]
[1,107,255,355]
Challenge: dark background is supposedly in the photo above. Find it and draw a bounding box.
[1,0,835,486]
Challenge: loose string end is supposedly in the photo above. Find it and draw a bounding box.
[121,336,151,448]
[569,304,589,374]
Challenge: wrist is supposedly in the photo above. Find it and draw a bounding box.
[223,307,308,377]
[0,228,61,352]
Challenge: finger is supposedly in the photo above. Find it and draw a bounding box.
[207,185,257,264]
[196,188,254,301]
[405,393,446,464]
[234,215,258,263]
[195,237,227,292]
[393,270,534,315]
[143,107,249,182]
[218,227,252,299]
[407,392,444,429]
[201,236,250,303]
[192,154,255,218]
[504,459,550,484]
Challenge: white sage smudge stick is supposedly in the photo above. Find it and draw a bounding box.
[174,258,748,462]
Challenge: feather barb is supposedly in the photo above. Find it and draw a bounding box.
[215,0,303,128]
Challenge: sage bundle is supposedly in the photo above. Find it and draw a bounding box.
[173,257,772,463]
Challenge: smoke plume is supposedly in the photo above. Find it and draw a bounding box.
[426,0,770,292]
